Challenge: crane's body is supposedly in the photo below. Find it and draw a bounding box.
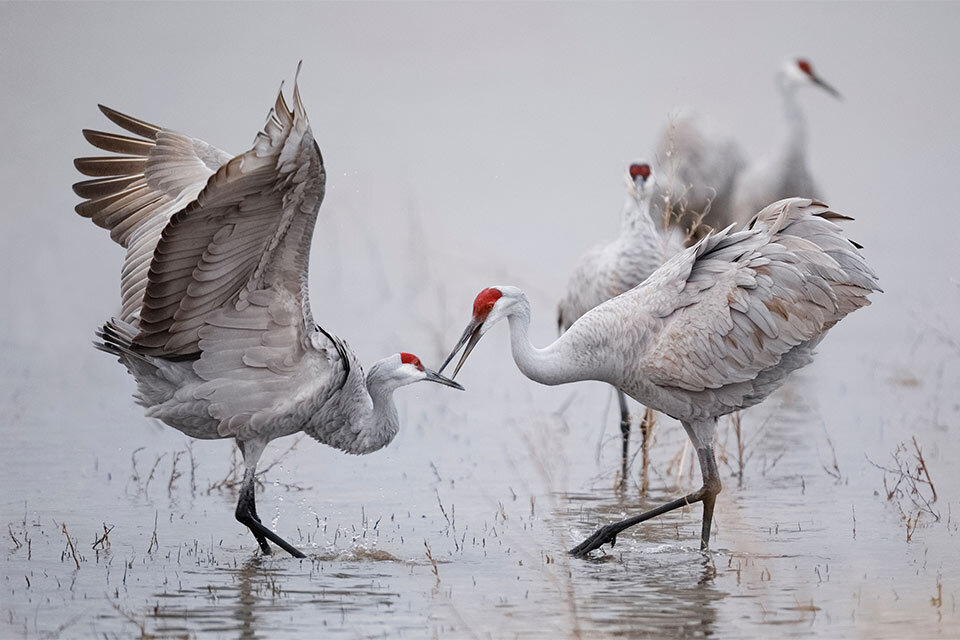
[557,162,682,486]
[442,198,879,555]
[99,316,408,456]
[75,71,461,559]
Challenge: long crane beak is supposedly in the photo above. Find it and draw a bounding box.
[439,318,484,379]
[424,367,465,391]
[812,74,841,99]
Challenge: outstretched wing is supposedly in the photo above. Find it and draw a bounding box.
[635,198,879,394]
[132,78,326,358]
[74,106,232,323]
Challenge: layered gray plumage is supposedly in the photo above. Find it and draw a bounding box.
[560,198,878,420]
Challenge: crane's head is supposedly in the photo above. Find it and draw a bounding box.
[780,58,841,99]
[370,352,464,392]
[439,286,524,378]
[625,161,655,199]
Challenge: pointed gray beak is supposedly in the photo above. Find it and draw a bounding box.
[439,317,484,379]
[812,74,841,99]
[424,367,464,391]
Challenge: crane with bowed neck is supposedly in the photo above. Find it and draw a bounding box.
[557,161,682,489]
[441,198,879,556]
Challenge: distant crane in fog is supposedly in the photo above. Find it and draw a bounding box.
[441,198,879,556]
[653,114,746,243]
[556,162,682,489]
[73,70,462,559]
[655,59,841,241]
[729,59,841,225]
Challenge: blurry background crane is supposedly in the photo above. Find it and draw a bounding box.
[654,58,841,242]
[653,114,746,243]
[730,59,841,225]
[557,161,682,490]
[74,72,462,559]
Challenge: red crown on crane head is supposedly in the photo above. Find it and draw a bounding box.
[629,163,651,180]
[473,288,502,320]
[400,353,424,370]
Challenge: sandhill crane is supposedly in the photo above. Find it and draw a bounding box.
[73,70,463,559]
[652,114,746,243]
[441,198,879,556]
[556,161,682,489]
[653,58,840,241]
[729,59,841,225]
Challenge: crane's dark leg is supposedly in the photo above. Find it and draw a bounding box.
[235,441,306,559]
[236,468,272,555]
[639,406,656,495]
[616,390,631,491]
[696,445,721,550]
[570,419,721,557]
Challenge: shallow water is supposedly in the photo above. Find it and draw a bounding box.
[3,2,960,638]
[2,326,957,638]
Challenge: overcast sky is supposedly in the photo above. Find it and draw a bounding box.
[1,1,957,377]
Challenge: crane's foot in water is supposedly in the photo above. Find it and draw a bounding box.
[572,442,721,557]
[569,490,708,557]
[236,476,306,559]
[243,519,306,559]
[570,523,625,556]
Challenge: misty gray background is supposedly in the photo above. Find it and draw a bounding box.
[1,3,959,637]
[2,2,958,369]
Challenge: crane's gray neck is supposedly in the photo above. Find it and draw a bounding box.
[506,297,589,386]
[778,81,807,159]
[357,380,400,454]
[314,362,400,455]
[620,192,658,239]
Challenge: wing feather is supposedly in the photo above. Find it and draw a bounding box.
[74,105,232,323]
[81,72,348,439]
[634,198,879,394]
[133,78,326,358]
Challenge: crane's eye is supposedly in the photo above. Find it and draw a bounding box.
[629,164,650,180]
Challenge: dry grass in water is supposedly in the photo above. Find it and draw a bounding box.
[715,409,783,488]
[206,436,309,494]
[60,523,81,569]
[655,115,718,246]
[424,540,440,586]
[868,436,939,541]
[92,523,114,551]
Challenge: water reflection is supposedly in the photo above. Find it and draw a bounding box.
[576,555,725,637]
[545,486,723,636]
[142,555,407,639]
